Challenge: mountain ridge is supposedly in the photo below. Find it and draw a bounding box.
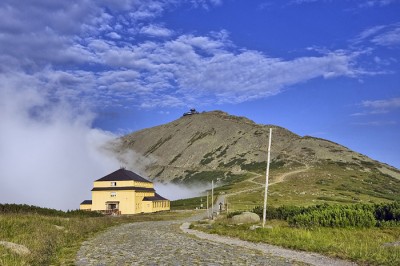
[115,110,400,205]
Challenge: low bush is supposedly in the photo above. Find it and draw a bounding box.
[0,204,103,217]
[289,207,376,227]
[252,201,400,228]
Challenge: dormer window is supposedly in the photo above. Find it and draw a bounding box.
[111,182,117,187]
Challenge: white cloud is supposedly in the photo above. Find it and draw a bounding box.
[353,121,397,126]
[0,73,119,210]
[372,27,400,46]
[0,1,384,110]
[107,32,122,39]
[140,24,174,37]
[353,23,400,47]
[358,0,397,8]
[362,97,400,109]
[190,0,223,9]
[351,97,400,116]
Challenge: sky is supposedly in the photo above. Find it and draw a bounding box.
[0,0,399,209]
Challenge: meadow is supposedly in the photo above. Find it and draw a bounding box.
[0,204,192,265]
[192,202,400,266]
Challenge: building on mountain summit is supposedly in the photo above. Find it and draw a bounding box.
[79,168,170,215]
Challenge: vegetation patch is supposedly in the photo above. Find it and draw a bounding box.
[194,219,400,266]
[215,145,229,158]
[219,157,247,168]
[145,135,173,155]
[182,170,226,184]
[169,153,182,164]
[241,161,268,174]
[200,151,214,165]
[194,202,400,265]
[171,196,206,210]
[155,167,165,177]
[0,204,190,266]
[251,202,400,228]
[188,128,216,146]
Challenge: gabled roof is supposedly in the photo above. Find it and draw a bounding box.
[95,168,152,183]
[80,200,92,205]
[143,193,169,201]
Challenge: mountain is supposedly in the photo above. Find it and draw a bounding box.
[117,110,400,205]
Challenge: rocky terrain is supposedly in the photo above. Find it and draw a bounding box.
[118,111,399,180]
[116,110,400,204]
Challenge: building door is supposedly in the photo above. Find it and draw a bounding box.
[106,202,119,211]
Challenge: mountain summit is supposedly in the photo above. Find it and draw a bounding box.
[118,111,400,204]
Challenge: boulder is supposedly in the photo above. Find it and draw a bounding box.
[0,241,31,256]
[231,212,260,224]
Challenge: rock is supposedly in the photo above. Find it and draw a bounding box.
[249,225,272,230]
[383,241,400,247]
[0,241,31,256]
[249,225,261,230]
[231,212,260,224]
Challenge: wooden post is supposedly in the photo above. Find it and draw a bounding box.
[263,128,272,228]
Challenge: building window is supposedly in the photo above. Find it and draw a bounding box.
[110,192,116,197]
[110,182,117,187]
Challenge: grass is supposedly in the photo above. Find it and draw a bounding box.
[223,163,399,211]
[171,196,207,210]
[193,218,400,265]
[0,211,193,265]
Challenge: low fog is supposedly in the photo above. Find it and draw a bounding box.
[0,78,201,210]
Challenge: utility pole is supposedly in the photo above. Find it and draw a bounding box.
[263,128,272,228]
[226,196,228,214]
[207,191,209,218]
[211,180,214,219]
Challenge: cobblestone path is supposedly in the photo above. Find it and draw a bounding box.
[75,219,301,266]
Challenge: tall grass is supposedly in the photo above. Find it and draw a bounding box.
[196,219,400,265]
[0,208,192,265]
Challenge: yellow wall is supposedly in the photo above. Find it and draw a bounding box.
[151,200,170,212]
[94,180,133,188]
[133,181,154,188]
[84,177,169,214]
[79,204,92,211]
[93,180,154,188]
[142,200,153,213]
[91,190,136,214]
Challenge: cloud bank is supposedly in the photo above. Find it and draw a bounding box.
[0,76,122,210]
[0,0,376,111]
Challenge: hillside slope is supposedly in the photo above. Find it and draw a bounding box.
[117,111,400,205]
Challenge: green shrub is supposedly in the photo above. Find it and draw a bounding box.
[227,211,243,218]
[289,207,376,228]
[0,204,102,217]
[252,202,400,228]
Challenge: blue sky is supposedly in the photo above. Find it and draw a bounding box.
[1,0,399,170]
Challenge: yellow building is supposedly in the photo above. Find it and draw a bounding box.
[80,168,170,215]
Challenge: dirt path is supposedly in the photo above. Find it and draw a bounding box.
[270,166,310,185]
[225,167,310,199]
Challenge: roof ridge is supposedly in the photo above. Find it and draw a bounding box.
[95,168,152,183]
